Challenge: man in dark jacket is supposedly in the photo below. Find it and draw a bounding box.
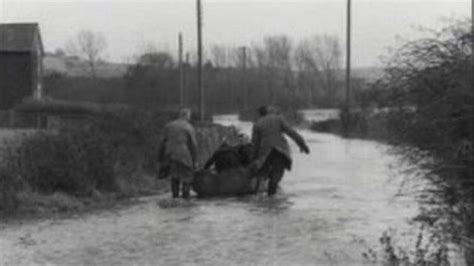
[203,140,242,173]
[251,106,310,195]
[236,133,253,167]
[203,133,253,173]
[194,133,255,197]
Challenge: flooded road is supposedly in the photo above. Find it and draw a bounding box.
[1,115,423,265]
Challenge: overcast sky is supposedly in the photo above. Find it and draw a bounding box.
[0,0,470,67]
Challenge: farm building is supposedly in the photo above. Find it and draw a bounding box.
[0,23,44,110]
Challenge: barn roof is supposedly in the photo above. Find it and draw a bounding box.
[0,23,43,53]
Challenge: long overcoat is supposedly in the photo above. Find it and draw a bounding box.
[160,118,198,171]
[251,114,307,171]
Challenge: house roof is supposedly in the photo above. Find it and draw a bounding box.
[0,23,43,53]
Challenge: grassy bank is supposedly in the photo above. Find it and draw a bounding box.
[0,109,237,218]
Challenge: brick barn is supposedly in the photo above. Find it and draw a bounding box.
[0,23,43,110]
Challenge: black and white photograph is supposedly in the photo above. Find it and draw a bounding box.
[0,0,472,264]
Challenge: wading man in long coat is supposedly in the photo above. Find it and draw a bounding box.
[251,106,310,196]
[160,108,198,198]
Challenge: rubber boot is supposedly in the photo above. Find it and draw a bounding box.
[267,177,278,196]
[182,183,191,199]
[171,179,180,198]
[252,176,264,194]
[252,177,262,194]
[267,168,284,196]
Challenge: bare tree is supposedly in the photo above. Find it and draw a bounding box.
[295,40,320,105]
[262,35,294,104]
[263,35,292,69]
[67,30,107,78]
[138,52,175,68]
[295,34,342,106]
[210,45,228,68]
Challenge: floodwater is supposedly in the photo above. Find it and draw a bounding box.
[0,114,449,265]
[298,109,340,122]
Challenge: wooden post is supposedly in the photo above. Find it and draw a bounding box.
[241,46,248,109]
[342,0,352,135]
[196,0,204,121]
[345,0,352,110]
[185,52,190,105]
[179,33,184,106]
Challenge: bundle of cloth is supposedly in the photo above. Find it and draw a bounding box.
[192,134,259,197]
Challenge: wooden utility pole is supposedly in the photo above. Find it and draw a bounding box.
[184,52,190,105]
[196,0,204,121]
[345,0,352,110]
[178,33,184,106]
[241,46,248,109]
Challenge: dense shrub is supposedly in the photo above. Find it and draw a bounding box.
[311,19,473,262]
[0,109,171,198]
[0,108,238,214]
[375,20,473,257]
[365,19,472,262]
[0,167,19,211]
